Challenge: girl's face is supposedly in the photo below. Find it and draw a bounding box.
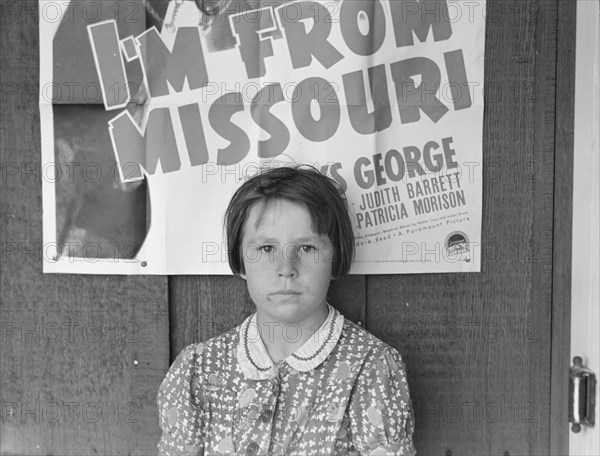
[240,199,334,326]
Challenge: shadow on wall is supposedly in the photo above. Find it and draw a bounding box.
[51,0,150,260]
[54,104,150,260]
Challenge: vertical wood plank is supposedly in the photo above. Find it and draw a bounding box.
[170,276,254,358]
[366,0,561,454]
[0,2,169,454]
[550,0,577,453]
[329,275,366,325]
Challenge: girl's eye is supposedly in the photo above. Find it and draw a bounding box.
[300,245,316,253]
[260,245,274,253]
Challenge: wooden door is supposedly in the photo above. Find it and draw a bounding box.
[169,1,576,455]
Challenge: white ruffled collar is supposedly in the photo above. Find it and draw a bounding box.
[237,304,344,380]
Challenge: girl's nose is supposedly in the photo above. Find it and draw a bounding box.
[277,265,297,278]
[277,246,299,278]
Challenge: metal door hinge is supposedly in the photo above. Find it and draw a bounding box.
[569,356,596,433]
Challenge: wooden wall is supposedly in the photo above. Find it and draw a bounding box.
[1,2,169,453]
[0,0,575,455]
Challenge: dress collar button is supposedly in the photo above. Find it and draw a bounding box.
[260,409,273,423]
[246,442,259,455]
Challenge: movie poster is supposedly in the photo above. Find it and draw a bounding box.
[40,0,485,274]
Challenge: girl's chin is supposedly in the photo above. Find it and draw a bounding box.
[258,307,303,324]
[255,302,327,325]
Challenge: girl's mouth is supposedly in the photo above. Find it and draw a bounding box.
[271,290,301,295]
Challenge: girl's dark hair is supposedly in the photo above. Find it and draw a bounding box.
[224,166,355,279]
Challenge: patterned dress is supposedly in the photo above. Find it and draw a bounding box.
[157,305,416,455]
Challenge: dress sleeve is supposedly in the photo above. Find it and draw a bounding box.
[348,347,416,456]
[157,343,205,456]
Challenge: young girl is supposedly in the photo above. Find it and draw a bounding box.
[157,166,416,455]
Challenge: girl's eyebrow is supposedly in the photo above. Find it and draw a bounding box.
[251,235,327,243]
[249,237,280,243]
[293,236,328,243]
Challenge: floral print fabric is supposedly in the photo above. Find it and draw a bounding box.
[157,306,415,455]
